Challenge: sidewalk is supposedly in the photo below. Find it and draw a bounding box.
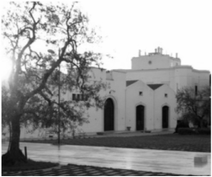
[2,142,211,176]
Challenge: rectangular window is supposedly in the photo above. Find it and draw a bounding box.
[81,94,84,101]
[77,94,80,100]
[85,95,89,101]
[73,94,89,101]
[72,94,76,100]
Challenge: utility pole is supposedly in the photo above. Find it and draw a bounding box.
[58,50,61,145]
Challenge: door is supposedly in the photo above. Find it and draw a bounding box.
[162,106,169,128]
[136,105,145,131]
[104,98,114,131]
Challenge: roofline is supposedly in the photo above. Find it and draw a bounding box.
[114,65,210,73]
[110,69,126,73]
[131,55,181,61]
[89,66,106,70]
[89,67,126,73]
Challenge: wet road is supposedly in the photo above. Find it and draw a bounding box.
[2,142,211,175]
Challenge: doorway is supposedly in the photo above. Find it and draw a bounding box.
[136,105,145,131]
[162,106,169,128]
[104,98,114,131]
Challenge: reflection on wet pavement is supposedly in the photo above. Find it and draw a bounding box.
[194,155,210,168]
[2,142,211,175]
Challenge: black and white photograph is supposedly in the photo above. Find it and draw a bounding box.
[1,0,211,176]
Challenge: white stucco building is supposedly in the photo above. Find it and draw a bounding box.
[15,47,210,139]
[75,47,210,134]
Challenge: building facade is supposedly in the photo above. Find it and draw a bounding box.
[17,47,210,139]
[76,47,210,134]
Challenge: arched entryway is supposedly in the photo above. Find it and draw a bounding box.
[136,105,145,131]
[104,98,114,131]
[162,106,169,128]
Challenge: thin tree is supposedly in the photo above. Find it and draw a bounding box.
[2,1,106,165]
[175,86,210,128]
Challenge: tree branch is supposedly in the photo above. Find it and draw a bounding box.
[23,109,39,119]
[16,2,38,74]
[39,91,52,106]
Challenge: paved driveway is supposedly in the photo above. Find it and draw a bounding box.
[2,142,211,176]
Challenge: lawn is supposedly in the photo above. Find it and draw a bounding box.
[23,134,211,152]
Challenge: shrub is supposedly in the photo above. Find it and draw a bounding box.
[198,128,211,135]
[178,128,197,135]
[96,132,104,135]
[178,128,211,135]
[175,120,189,133]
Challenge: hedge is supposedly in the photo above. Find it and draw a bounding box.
[178,128,211,135]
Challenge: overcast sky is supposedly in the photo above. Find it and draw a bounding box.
[79,0,212,71]
[1,0,211,73]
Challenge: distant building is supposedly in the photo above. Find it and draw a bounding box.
[15,47,211,139]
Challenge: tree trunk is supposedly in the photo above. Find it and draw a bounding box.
[199,119,203,128]
[7,122,12,152]
[2,114,26,166]
[197,117,204,128]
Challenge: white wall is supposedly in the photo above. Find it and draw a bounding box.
[154,85,177,130]
[125,81,177,131]
[126,69,171,85]
[131,54,181,70]
[126,81,154,131]
[87,67,106,81]
[126,66,210,93]
[78,106,103,133]
[78,70,127,133]
[109,71,126,131]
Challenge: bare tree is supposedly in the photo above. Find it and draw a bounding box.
[2,1,106,165]
[175,86,210,128]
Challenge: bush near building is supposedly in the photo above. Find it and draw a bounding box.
[178,128,211,135]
